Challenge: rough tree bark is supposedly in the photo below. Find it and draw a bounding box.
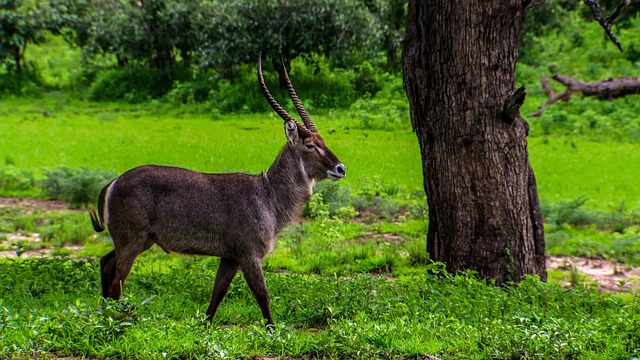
[402,1,547,284]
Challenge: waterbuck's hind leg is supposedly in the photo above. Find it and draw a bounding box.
[106,236,154,300]
[100,250,117,299]
[240,258,274,327]
[205,257,240,322]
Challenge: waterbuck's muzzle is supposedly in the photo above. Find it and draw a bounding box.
[328,163,346,181]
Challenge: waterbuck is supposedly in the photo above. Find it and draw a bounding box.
[89,56,346,326]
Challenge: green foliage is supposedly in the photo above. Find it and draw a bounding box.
[519,0,578,65]
[547,225,640,265]
[0,0,71,73]
[304,181,352,218]
[0,207,95,253]
[87,66,179,102]
[205,69,273,113]
[202,0,382,73]
[205,57,363,112]
[41,166,116,207]
[0,165,34,191]
[72,0,211,71]
[348,74,410,130]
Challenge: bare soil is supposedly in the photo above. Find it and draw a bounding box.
[0,196,78,212]
[546,255,640,293]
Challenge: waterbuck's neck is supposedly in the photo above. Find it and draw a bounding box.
[264,145,315,232]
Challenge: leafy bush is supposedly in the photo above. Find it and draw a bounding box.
[348,76,410,130]
[207,75,270,113]
[41,166,116,207]
[541,196,638,231]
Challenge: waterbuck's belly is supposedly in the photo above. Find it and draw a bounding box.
[148,211,277,259]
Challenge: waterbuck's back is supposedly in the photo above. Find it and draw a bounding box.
[105,165,277,258]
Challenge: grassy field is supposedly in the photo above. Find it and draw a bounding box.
[2,96,640,211]
[1,96,640,358]
[0,96,422,192]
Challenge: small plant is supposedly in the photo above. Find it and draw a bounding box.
[304,181,353,218]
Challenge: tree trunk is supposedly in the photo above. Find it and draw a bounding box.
[272,57,291,90]
[402,1,546,284]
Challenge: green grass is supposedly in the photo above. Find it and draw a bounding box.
[1,257,638,359]
[547,224,640,265]
[3,96,640,212]
[529,136,640,211]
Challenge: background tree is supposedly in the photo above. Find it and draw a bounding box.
[201,0,382,87]
[0,0,69,74]
[361,0,407,69]
[403,1,546,284]
[71,0,210,70]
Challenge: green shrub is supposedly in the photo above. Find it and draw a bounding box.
[0,64,47,97]
[348,76,410,130]
[41,166,117,207]
[207,59,359,113]
[309,181,352,215]
[87,67,177,103]
[207,76,269,113]
[542,196,592,226]
[0,165,35,191]
[541,197,637,230]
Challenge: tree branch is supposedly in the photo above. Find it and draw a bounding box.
[523,0,547,12]
[529,74,640,117]
[584,0,629,52]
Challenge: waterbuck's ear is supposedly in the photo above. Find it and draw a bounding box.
[284,121,299,145]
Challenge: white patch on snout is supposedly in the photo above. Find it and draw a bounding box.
[103,179,117,226]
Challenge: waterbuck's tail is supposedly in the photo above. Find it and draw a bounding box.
[89,209,104,232]
[89,180,113,233]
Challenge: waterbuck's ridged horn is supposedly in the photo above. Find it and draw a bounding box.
[280,56,317,133]
[258,54,311,137]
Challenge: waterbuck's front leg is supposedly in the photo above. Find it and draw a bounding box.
[206,257,240,321]
[240,258,274,326]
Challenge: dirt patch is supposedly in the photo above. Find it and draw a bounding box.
[0,196,77,213]
[546,255,640,293]
[353,231,405,245]
[0,245,83,259]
